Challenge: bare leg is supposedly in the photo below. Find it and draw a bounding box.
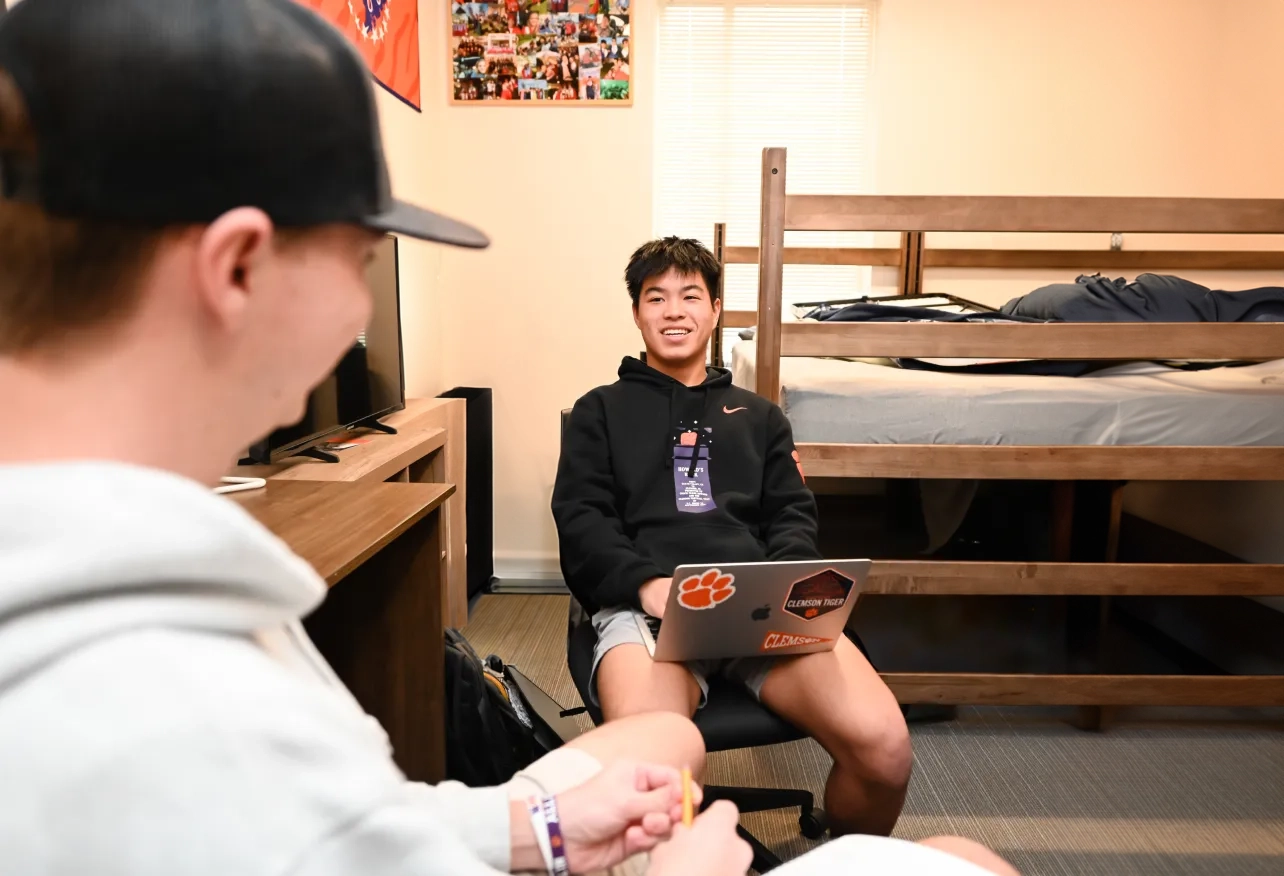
[595,644,705,778]
[566,709,706,780]
[757,636,912,837]
[596,643,702,718]
[573,649,707,876]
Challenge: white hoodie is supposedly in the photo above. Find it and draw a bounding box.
[0,461,513,875]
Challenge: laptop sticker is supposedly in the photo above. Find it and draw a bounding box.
[782,568,855,621]
[673,425,715,514]
[760,631,834,652]
[676,569,736,610]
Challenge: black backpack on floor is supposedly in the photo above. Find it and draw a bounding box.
[443,629,553,786]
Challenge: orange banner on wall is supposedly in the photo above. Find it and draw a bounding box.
[294,0,421,110]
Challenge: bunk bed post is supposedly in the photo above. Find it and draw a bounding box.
[756,147,788,403]
[712,222,727,368]
[1090,480,1128,731]
[896,232,911,296]
[896,231,925,296]
[908,231,925,296]
[1052,481,1104,729]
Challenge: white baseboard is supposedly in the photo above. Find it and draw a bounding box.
[492,553,568,595]
[491,578,569,594]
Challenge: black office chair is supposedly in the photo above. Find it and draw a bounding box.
[558,410,826,873]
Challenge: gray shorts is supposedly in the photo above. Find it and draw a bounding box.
[589,606,777,709]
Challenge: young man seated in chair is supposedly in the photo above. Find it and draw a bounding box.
[552,237,914,838]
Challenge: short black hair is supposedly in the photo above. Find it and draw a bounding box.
[624,236,721,307]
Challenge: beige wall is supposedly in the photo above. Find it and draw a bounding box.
[1126,1,1284,576]
[375,30,448,400]
[400,0,1284,579]
[873,0,1284,305]
[419,1,658,578]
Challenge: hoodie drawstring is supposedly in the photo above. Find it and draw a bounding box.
[686,426,703,477]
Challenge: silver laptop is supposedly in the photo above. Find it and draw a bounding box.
[635,559,871,662]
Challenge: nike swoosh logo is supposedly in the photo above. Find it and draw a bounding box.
[723,406,748,414]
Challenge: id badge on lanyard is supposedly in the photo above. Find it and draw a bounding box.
[673,429,715,514]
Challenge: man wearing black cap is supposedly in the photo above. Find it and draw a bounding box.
[0,1,754,874]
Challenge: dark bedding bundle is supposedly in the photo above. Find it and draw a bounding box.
[800,300,1093,375]
[1001,273,1284,323]
[802,274,1284,376]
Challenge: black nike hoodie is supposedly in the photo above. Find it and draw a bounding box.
[552,356,820,616]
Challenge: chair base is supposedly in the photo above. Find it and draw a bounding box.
[738,824,783,874]
[703,785,828,872]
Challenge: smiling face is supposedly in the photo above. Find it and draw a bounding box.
[632,267,721,374]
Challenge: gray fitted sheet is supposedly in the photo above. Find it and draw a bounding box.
[732,341,1284,447]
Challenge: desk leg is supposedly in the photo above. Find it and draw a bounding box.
[304,509,446,783]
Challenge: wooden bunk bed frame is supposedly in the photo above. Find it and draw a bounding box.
[709,222,929,367]
[734,145,1284,713]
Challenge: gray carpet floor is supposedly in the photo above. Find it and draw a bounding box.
[463,594,1284,875]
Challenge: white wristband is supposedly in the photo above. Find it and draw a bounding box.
[526,796,555,875]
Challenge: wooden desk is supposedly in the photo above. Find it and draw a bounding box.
[233,397,469,629]
[234,480,453,782]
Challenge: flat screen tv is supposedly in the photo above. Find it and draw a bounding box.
[244,234,405,464]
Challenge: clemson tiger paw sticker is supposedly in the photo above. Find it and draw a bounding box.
[677,569,736,610]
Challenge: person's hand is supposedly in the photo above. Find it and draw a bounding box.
[554,760,699,873]
[646,801,752,876]
[639,577,672,619]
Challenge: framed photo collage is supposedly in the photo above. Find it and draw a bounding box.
[451,1,632,104]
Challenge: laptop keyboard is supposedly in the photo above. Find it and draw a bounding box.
[645,615,662,639]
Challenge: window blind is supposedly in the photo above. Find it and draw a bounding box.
[653,0,876,358]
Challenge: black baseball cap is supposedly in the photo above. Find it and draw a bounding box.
[0,0,488,248]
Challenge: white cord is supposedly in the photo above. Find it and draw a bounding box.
[214,476,267,495]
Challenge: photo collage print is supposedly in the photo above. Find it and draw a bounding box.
[452,1,631,102]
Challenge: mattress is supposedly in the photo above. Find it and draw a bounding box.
[731,341,1284,448]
